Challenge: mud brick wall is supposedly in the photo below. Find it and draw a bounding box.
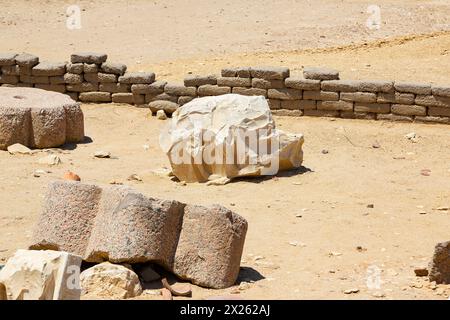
[1,52,449,125]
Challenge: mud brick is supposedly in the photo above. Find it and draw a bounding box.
[232,87,267,97]
[84,72,99,83]
[100,83,130,93]
[66,63,84,74]
[35,84,66,93]
[280,100,301,110]
[428,107,450,117]
[321,80,360,92]
[358,80,394,93]
[49,76,66,85]
[285,78,321,91]
[303,66,339,80]
[100,62,127,76]
[79,92,111,103]
[83,64,98,74]
[341,111,376,120]
[340,92,377,103]
[149,93,178,103]
[318,100,353,111]
[119,72,155,84]
[299,100,317,110]
[178,96,194,105]
[71,52,107,64]
[165,83,197,96]
[133,94,146,105]
[377,113,413,122]
[32,62,66,76]
[272,109,303,117]
[0,53,17,66]
[267,88,301,100]
[15,53,39,67]
[303,109,340,117]
[112,93,134,104]
[184,75,217,87]
[354,103,391,114]
[217,77,251,87]
[415,95,450,108]
[267,99,281,110]
[250,67,289,80]
[394,82,431,95]
[1,65,19,76]
[415,116,450,124]
[432,85,450,97]
[31,76,50,84]
[303,90,339,101]
[65,92,79,101]
[98,73,117,83]
[252,78,284,89]
[391,104,426,116]
[0,75,19,84]
[198,85,231,96]
[377,92,415,104]
[67,82,99,92]
[64,73,84,84]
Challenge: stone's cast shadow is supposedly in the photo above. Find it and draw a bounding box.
[61,136,93,150]
[233,165,313,184]
[236,266,265,284]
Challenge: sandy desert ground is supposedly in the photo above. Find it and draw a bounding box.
[0,0,449,300]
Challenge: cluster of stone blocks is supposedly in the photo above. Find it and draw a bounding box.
[1,52,449,124]
[29,181,248,289]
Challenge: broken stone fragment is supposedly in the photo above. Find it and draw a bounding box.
[429,241,450,284]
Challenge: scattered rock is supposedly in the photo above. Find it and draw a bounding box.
[328,252,342,257]
[420,169,431,176]
[33,169,47,178]
[419,210,427,215]
[238,282,251,291]
[433,206,449,211]
[372,141,381,149]
[80,262,142,299]
[161,288,173,300]
[156,110,167,120]
[162,278,192,297]
[321,149,329,154]
[127,174,143,182]
[372,292,385,298]
[343,288,359,294]
[429,241,450,284]
[7,143,31,155]
[0,249,82,300]
[414,267,429,277]
[151,167,173,178]
[405,132,419,142]
[63,171,81,182]
[356,246,367,252]
[94,150,111,158]
[38,154,61,165]
[206,177,231,186]
[0,282,6,300]
[367,204,374,208]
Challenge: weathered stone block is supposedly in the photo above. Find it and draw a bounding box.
[432,85,450,97]
[71,52,107,64]
[415,95,450,108]
[83,63,98,74]
[0,75,19,85]
[217,77,251,87]
[303,66,339,80]
[317,100,353,111]
[15,53,39,67]
[267,99,281,110]
[149,93,178,103]
[99,83,130,93]
[66,82,98,92]
[165,83,197,96]
[221,67,251,78]
[232,87,267,97]
[100,62,127,76]
[66,63,84,74]
[198,85,231,96]
[112,93,134,104]
[0,53,17,66]
[83,72,99,83]
[118,72,155,84]
[178,96,194,105]
[429,241,450,284]
[340,92,377,103]
[415,116,450,124]
[321,80,360,92]
[285,77,321,91]
[391,104,426,116]
[267,88,302,100]
[250,66,290,80]
[184,75,217,87]
[358,80,394,93]
[303,91,339,101]
[377,92,415,104]
[49,76,66,85]
[32,62,66,76]
[79,92,111,103]
[64,73,84,85]
[149,100,179,114]
[35,84,66,93]
[1,65,20,76]
[252,78,284,89]
[428,107,450,117]
[376,113,413,122]
[394,82,431,95]
[354,103,391,114]
[97,73,117,83]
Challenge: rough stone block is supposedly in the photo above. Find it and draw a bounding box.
[358,80,394,93]
[178,96,194,105]
[133,94,146,105]
[100,62,127,76]
[67,82,98,92]
[49,76,66,85]
[377,92,415,104]
[97,73,117,83]
[84,72,99,83]
[0,53,17,66]
[250,66,290,80]
[321,80,360,92]
[280,100,301,110]
[79,92,111,103]
[354,103,391,114]
[1,65,20,76]
[394,82,431,95]
[118,72,155,84]
[298,100,317,110]
[267,99,281,110]
[66,63,84,74]
[318,100,353,111]
[198,85,231,96]
[0,75,19,85]
[64,73,83,85]
[232,87,267,97]
[267,88,302,100]
[217,77,251,87]
[0,249,82,300]
[149,93,178,103]
[35,84,66,93]
[221,67,251,78]
[428,107,450,117]
[415,95,450,108]
[252,78,284,89]
[428,241,450,284]
[340,92,377,103]
[149,100,179,114]
[303,66,339,80]
[285,78,321,91]
[164,83,197,96]
[432,85,450,97]
[184,75,217,87]
[391,104,426,116]
[112,93,134,104]
[303,90,339,101]
[99,83,130,93]
[415,116,450,124]
[131,81,167,95]
[71,52,107,64]
[15,53,39,67]
[32,62,66,76]
[376,113,413,122]
[83,63,98,74]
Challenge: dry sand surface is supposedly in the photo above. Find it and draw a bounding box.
[0,0,450,299]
